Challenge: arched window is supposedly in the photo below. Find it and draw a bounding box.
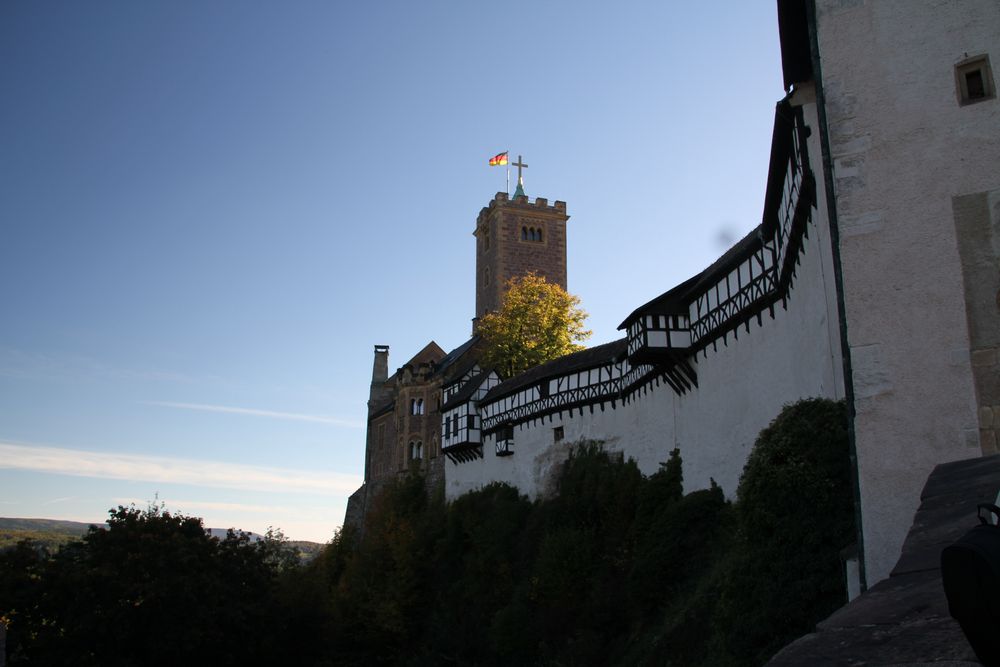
[484,267,491,287]
[522,226,543,242]
[417,398,424,415]
[409,440,423,460]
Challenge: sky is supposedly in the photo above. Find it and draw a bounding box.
[0,1,784,543]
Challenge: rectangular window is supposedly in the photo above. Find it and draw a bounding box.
[496,425,514,457]
[553,426,564,443]
[957,55,995,105]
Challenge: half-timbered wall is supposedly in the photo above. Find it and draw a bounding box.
[442,366,481,404]
[446,95,846,502]
[440,371,501,463]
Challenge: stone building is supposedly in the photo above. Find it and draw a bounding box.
[347,0,1000,595]
[793,0,1000,587]
[475,192,569,320]
[343,190,570,528]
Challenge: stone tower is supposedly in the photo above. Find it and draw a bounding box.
[474,191,569,320]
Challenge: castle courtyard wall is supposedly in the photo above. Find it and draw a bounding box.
[447,110,846,501]
[814,0,1000,585]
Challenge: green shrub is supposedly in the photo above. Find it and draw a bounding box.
[712,398,854,665]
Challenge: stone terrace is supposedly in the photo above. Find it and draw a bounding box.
[768,454,1000,666]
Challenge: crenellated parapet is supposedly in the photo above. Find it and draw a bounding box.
[474,191,570,320]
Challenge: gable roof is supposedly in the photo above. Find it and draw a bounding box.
[380,340,448,386]
[432,336,479,378]
[404,340,447,367]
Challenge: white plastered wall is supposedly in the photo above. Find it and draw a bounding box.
[446,97,846,504]
[815,0,1000,584]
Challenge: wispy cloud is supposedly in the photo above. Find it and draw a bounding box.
[0,442,362,495]
[144,401,363,428]
[43,496,77,505]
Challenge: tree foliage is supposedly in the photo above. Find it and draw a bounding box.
[710,398,855,665]
[0,503,296,666]
[478,272,591,377]
[0,400,854,666]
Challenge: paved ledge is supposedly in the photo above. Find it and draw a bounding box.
[767,454,1000,666]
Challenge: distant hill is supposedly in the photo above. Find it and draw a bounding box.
[0,517,105,534]
[0,517,326,561]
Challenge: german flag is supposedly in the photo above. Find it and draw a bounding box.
[489,151,508,166]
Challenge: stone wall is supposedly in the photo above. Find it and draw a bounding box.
[815,0,1000,585]
[953,189,1000,455]
[475,193,568,319]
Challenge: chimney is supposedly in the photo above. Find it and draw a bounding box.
[371,345,389,385]
[368,345,390,409]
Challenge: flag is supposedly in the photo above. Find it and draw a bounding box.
[489,151,508,166]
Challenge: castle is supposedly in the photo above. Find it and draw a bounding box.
[346,0,1000,593]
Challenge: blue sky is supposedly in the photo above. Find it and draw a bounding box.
[0,1,783,542]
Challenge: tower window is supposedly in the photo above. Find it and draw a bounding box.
[410,398,424,415]
[409,440,423,460]
[957,55,995,105]
[520,225,544,243]
[484,267,491,287]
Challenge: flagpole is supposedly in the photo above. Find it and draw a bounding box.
[506,149,510,195]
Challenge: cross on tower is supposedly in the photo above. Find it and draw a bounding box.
[513,154,528,186]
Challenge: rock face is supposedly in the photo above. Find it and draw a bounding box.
[767,454,1000,666]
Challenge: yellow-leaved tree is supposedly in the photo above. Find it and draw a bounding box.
[478,272,592,378]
